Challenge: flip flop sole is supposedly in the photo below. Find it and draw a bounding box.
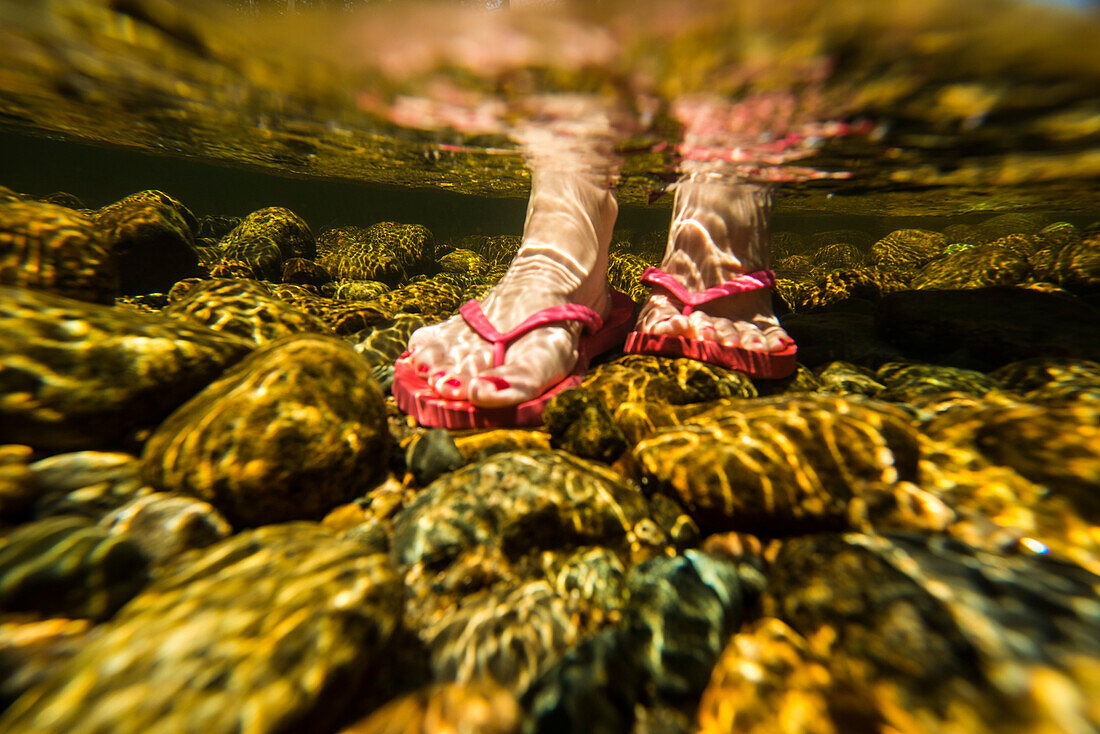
[623,331,797,379]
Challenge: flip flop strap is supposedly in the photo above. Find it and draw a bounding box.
[640,267,776,316]
[458,300,604,368]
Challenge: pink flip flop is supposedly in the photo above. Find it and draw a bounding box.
[392,289,636,429]
[623,267,797,379]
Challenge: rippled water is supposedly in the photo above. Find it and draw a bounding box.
[1,0,1098,218]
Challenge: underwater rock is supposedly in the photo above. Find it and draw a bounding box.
[1033,221,1081,254]
[404,428,465,486]
[782,311,903,368]
[875,286,1100,369]
[99,492,233,565]
[974,212,1047,242]
[583,354,757,411]
[0,516,149,621]
[196,214,240,241]
[0,200,117,304]
[422,581,583,695]
[774,254,814,282]
[876,361,996,401]
[763,532,1100,733]
[220,206,314,262]
[771,231,810,259]
[281,257,332,287]
[1046,234,1100,292]
[696,618,837,734]
[625,552,745,701]
[456,234,521,267]
[969,402,1100,521]
[0,286,252,450]
[631,395,921,534]
[607,250,652,304]
[142,334,389,527]
[0,445,38,522]
[815,361,886,397]
[0,616,91,713]
[316,222,434,285]
[30,451,151,520]
[161,278,334,345]
[990,356,1100,396]
[370,273,466,322]
[94,190,201,295]
[911,245,1030,289]
[986,233,1037,260]
[348,313,426,390]
[523,551,745,734]
[869,229,947,270]
[438,248,492,279]
[580,354,758,444]
[810,241,866,272]
[0,523,403,734]
[392,450,656,571]
[797,267,909,311]
[543,388,628,464]
[338,681,522,734]
[332,278,391,301]
[218,234,283,281]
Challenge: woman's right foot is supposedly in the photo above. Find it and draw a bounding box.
[400,168,618,408]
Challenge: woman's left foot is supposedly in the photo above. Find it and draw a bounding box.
[633,177,792,354]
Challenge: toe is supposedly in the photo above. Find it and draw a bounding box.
[736,324,768,351]
[714,320,740,347]
[468,370,537,407]
[762,325,792,352]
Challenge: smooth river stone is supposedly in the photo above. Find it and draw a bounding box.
[764,532,1100,733]
[94,190,201,295]
[161,278,335,345]
[0,523,404,734]
[0,516,150,621]
[390,449,656,570]
[0,200,117,304]
[142,334,389,526]
[339,681,522,734]
[0,286,253,450]
[696,618,837,734]
[631,395,921,534]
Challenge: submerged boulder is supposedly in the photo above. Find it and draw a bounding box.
[142,334,389,526]
[95,190,201,295]
[0,524,403,734]
[0,286,252,450]
[0,200,117,303]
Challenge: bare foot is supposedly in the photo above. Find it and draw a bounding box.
[635,176,792,352]
[400,168,617,407]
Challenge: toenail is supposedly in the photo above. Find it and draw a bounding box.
[399,350,412,359]
[417,363,429,374]
[444,378,462,388]
[431,370,447,380]
[479,376,511,390]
